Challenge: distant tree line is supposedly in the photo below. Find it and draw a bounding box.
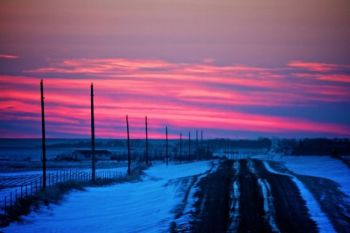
[208,138,272,151]
[275,138,350,156]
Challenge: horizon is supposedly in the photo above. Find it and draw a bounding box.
[0,137,349,141]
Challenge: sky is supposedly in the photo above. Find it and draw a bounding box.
[0,0,350,139]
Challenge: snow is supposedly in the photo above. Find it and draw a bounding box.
[247,159,257,174]
[174,161,219,229]
[0,167,127,209]
[2,161,212,233]
[228,180,240,232]
[233,160,240,176]
[263,161,336,233]
[257,178,280,233]
[228,161,240,232]
[281,156,350,197]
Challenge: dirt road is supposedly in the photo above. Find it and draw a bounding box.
[172,158,349,233]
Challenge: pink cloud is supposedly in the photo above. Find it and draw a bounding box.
[288,61,349,72]
[316,74,350,83]
[0,54,19,59]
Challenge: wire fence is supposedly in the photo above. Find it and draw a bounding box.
[0,167,127,215]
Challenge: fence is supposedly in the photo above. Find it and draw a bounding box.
[0,81,211,217]
[0,167,127,215]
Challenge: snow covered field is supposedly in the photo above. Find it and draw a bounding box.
[2,161,212,233]
[281,156,350,197]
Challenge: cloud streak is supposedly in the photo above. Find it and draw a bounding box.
[0,54,19,59]
[1,58,350,138]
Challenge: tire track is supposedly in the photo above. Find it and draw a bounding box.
[176,159,325,233]
[227,161,240,232]
[174,160,233,233]
[254,160,319,233]
[257,178,281,233]
[236,159,272,233]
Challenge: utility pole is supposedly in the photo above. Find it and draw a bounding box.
[200,130,203,160]
[179,133,182,160]
[201,130,203,146]
[126,115,131,175]
[166,126,168,165]
[145,116,149,165]
[196,129,198,159]
[188,131,191,160]
[40,80,47,190]
[91,83,96,182]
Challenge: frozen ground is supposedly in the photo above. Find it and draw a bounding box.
[2,161,212,233]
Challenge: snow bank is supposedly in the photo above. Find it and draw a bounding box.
[282,156,350,197]
[2,161,212,233]
[264,161,336,233]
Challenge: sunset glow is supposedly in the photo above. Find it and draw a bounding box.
[1,0,349,138]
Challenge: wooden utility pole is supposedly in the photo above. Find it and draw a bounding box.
[145,116,149,165]
[126,115,131,175]
[201,130,203,146]
[196,130,199,159]
[188,131,191,160]
[165,126,168,165]
[40,80,47,190]
[179,133,182,160]
[91,83,96,182]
